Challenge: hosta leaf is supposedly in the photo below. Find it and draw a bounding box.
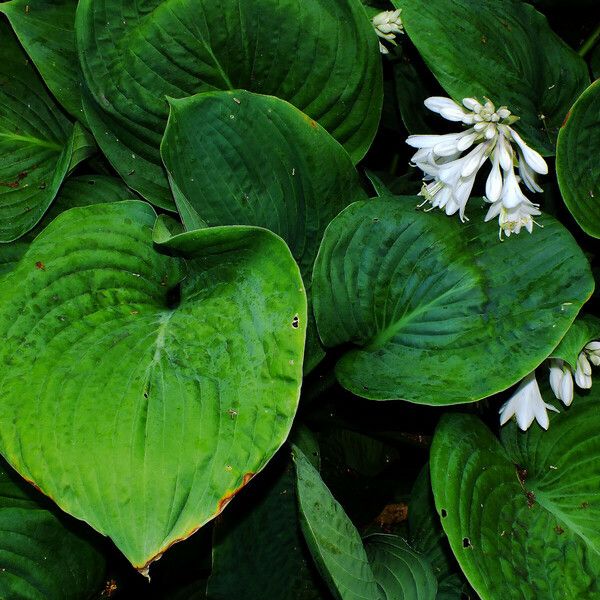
[0,175,134,278]
[208,455,328,600]
[365,534,438,600]
[0,459,105,600]
[556,79,600,238]
[550,314,600,368]
[0,201,306,571]
[0,0,83,121]
[76,0,382,207]
[162,89,368,371]
[0,22,76,242]
[293,446,381,600]
[312,197,593,404]
[431,386,600,599]
[394,0,589,154]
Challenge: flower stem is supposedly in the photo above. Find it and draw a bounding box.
[578,22,600,58]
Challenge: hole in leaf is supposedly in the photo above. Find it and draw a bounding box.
[462,537,471,549]
[166,282,182,310]
[441,508,447,518]
[292,315,299,329]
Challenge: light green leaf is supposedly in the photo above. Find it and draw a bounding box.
[0,0,83,122]
[394,0,589,154]
[76,0,382,207]
[0,174,134,278]
[550,314,600,368]
[0,22,75,242]
[365,534,438,600]
[431,386,600,599]
[556,79,600,238]
[293,445,381,600]
[208,456,328,600]
[0,458,105,600]
[0,201,306,571]
[312,197,594,404]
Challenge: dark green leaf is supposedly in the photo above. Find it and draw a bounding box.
[312,197,593,404]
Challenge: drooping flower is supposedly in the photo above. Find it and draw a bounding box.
[499,371,559,431]
[549,340,600,406]
[406,96,548,238]
[372,9,404,54]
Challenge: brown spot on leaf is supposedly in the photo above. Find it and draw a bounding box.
[526,491,536,508]
[561,110,572,128]
[554,525,564,535]
[217,472,255,513]
[516,465,528,485]
[35,261,45,270]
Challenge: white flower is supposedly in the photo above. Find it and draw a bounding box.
[499,371,558,431]
[406,96,548,237]
[548,339,600,405]
[373,9,404,54]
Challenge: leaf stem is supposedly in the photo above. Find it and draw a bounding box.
[578,22,600,58]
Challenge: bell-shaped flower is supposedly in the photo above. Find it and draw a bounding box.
[499,372,558,431]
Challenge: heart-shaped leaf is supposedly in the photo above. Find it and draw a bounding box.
[0,0,83,121]
[161,89,368,371]
[0,201,306,571]
[76,0,382,207]
[312,197,594,404]
[394,0,589,154]
[0,22,77,242]
[556,79,600,238]
[0,458,105,600]
[430,385,600,599]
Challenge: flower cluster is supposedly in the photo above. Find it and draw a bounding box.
[549,341,600,406]
[499,340,600,431]
[372,9,404,54]
[406,96,548,238]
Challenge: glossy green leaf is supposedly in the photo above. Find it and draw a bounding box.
[431,386,600,599]
[208,455,328,600]
[0,201,306,571]
[550,314,600,368]
[0,458,105,600]
[0,175,134,278]
[394,0,589,154]
[365,534,438,600]
[293,445,381,600]
[0,0,83,121]
[0,22,76,242]
[312,197,594,404]
[162,89,368,371]
[556,79,600,238]
[76,0,382,207]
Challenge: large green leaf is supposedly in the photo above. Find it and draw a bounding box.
[394,0,589,154]
[431,386,600,599]
[76,0,382,207]
[0,0,83,121]
[556,79,600,238]
[161,89,368,371]
[312,197,594,404]
[293,445,381,600]
[0,175,134,278]
[208,455,329,600]
[0,459,105,600]
[0,21,76,242]
[0,201,306,571]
